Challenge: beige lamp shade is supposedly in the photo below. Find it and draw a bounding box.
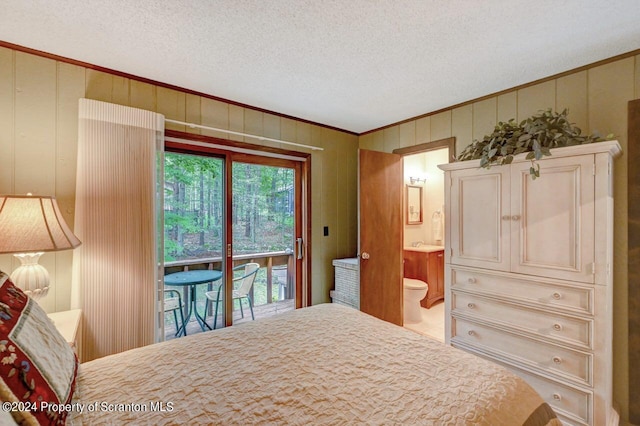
[0,195,81,299]
[0,195,81,254]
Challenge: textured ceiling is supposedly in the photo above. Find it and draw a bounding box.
[1,1,639,133]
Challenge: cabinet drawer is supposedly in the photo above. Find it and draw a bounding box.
[452,317,592,387]
[466,350,592,426]
[450,267,594,315]
[510,366,592,426]
[452,292,593,349]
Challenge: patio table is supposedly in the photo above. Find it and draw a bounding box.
[164,269,222,336]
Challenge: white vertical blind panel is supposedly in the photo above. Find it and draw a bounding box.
[73,98,163,361]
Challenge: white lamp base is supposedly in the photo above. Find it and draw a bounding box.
[10,252,50,300]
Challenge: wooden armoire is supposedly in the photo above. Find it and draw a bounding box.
[439,141,621,426]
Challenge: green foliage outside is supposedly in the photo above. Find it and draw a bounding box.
[164,152,295,261]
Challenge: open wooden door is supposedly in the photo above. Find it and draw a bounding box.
[358,149,403,325]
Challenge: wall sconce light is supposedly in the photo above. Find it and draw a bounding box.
[0,194,81,300]
[409,176,426,185]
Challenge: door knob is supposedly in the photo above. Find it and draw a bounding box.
[361,252,370,260]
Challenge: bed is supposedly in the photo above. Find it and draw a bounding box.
[0,273,560,425]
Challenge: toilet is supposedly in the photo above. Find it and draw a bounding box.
[403,278,428,324]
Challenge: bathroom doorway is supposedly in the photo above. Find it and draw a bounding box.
[394,137,454,341]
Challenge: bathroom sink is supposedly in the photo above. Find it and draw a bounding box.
[403,245,444,253]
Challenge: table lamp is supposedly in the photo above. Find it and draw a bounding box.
[0,194,81,300]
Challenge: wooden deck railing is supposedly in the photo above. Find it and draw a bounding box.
[164,251,294,305]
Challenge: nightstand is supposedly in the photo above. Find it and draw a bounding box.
[47,309,82,361]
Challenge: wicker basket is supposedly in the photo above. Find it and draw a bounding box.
[332,258,359,309]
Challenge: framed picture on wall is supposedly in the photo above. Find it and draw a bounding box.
[406,185,423,224]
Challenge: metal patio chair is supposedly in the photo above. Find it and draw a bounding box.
[164,289,186,337]
[205,262,260,329]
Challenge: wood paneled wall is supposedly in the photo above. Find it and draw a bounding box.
[2,39,638,424]
[628,99,640,425]
[361,54,640,425]
[0,46,359,315]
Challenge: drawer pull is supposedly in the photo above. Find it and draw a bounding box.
[468,330,475,336]
[553,323,563,331]
[468,277,477,284]
[467,303,475,309]
[552,292,562,300]
[552,356,562,364]
[552,393,562,401]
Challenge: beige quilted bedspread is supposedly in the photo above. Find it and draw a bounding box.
[69,303,559,425]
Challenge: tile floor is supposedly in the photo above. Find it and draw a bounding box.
[403,301,445,342]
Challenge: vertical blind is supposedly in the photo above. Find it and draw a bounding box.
[72,99,164,361]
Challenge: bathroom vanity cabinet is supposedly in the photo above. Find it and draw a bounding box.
[403,246,444,308]
[439,141,621,426]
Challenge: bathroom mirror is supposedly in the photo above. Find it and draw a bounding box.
[406,185,423,224]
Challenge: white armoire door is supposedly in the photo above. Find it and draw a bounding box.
[509,155,595,283]
[449,167,510,272]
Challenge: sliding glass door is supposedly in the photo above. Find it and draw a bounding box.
[162,152,227,339]
[160,139,306,340]
[230,160,297,326]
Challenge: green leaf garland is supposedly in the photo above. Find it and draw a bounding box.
[456,109,612,179]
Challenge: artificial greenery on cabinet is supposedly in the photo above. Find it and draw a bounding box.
[456,109,612,178]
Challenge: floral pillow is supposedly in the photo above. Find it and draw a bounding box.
[0,271,78,425]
